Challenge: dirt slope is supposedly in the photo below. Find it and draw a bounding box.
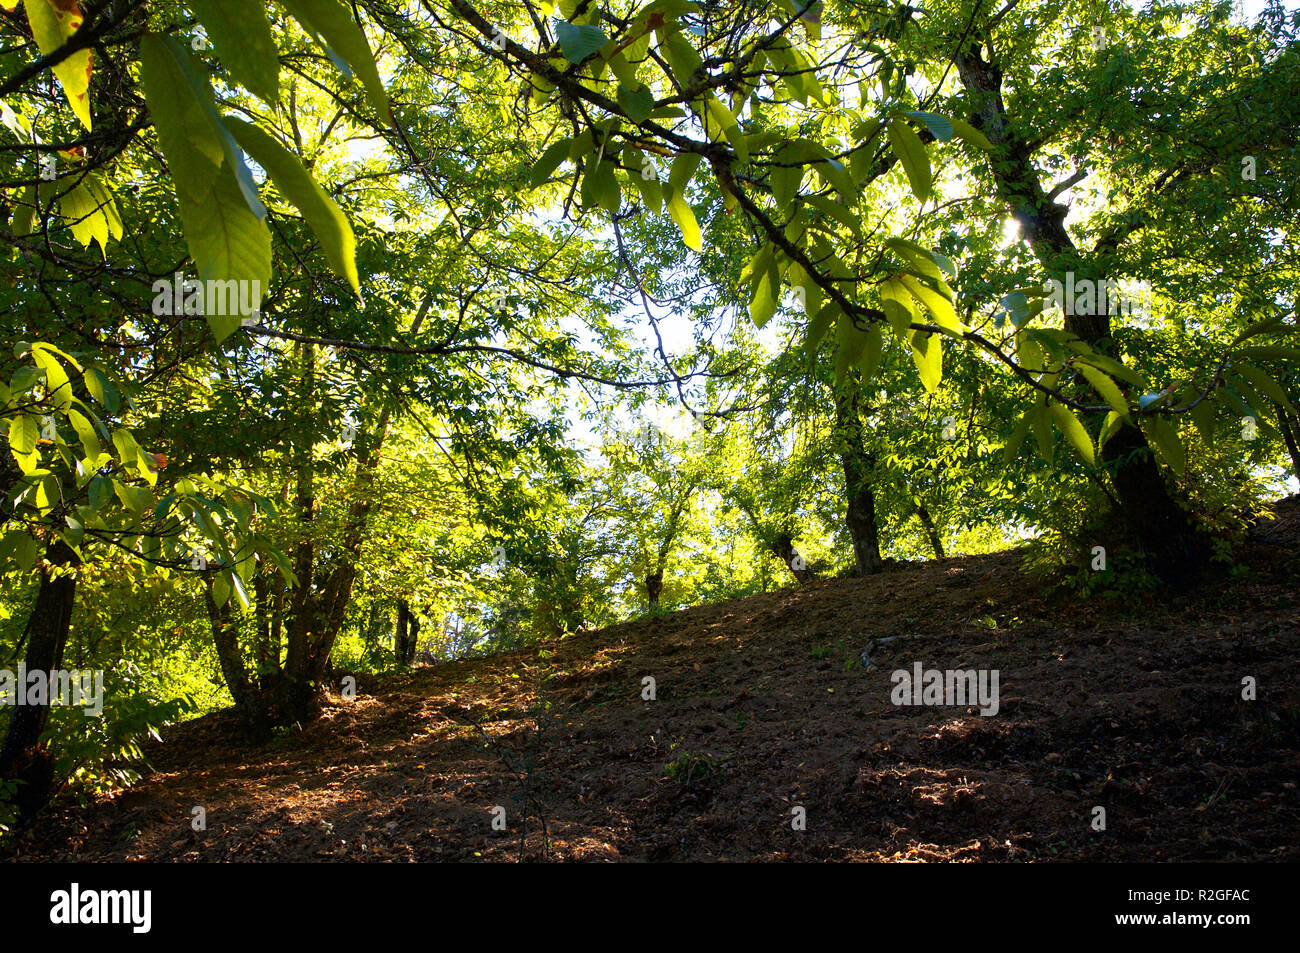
[11,500,1300,862]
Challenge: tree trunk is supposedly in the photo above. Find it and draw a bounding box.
[204,577,266,734]
[395,600,418,665]
[772,532,819,584]
[834,382,884,575]
[0,539,78,821]
[956,36,1205,585]
[395,599,410,662]
[1273,402,1300,482]
[645,570,663,609]
[917,504,945,559]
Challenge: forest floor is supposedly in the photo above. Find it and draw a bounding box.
[12,499,1300,862]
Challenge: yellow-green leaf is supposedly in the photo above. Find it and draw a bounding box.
[1049,402,1095,467]
[666,186,701,251]
[26,0,92,129]
[278,0,389,115]
[1076,363,1130,418]
[224,117,359,295]
[887,117,930,202]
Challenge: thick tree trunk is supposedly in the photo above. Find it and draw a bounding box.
[0,539,78,821]
[956,36,1205,585]
[645,570,663,609]
[834,383,884,575]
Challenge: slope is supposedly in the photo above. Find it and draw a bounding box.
[10,500,1300,862]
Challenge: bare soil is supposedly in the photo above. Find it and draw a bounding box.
[10,500,1300,862]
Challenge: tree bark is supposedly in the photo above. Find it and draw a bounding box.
[395,600,418,665]
[204,577,266,734]
[772,532,819,584]
[834,382,884,575]
[645,571,663,609]
[0,539,78,821]
[917,504,945,559]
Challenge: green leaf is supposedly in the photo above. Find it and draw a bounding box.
[1236,345,1300,361]
[802,192,861,237]
[805,302,838,357]
[887,117,931,202]
[88,474,111,510]
[224,117,358,295]
[529,138,572,187]
[176,169,272,341]
[1236,363,1296,414]
[1232,315,1286,344]
[2,531,38,572]
[660,30,703,86]
[83,366,119,414]
[787,264,820,319]
[1031,402,1053,461]
[138,34,264,215]
[812,158,855,204]
[67,409,102,462]
[1074,352,1143,388]
[858,323,884,381]
[878,278,916,337]
[1003,409,1033,464]
[1189,397,1216,446]
[747,244,779,328]
[771,148,802,211]
[213,571,232,608]
[111,429,142,469]
[884,237,953,285]
[1142,416,1186,476]
[906,111,953,141]
[897,273,963,333]
[189,0,280,103]
[58,174,123,252]
[554,20,608,63]
[278,0,389,114]
[31,346,72,410]
[629,158,663,214]
[580,160,621,214]
[618,83,655,124]
[669,152,703,193]
[1049,403,1095,467]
